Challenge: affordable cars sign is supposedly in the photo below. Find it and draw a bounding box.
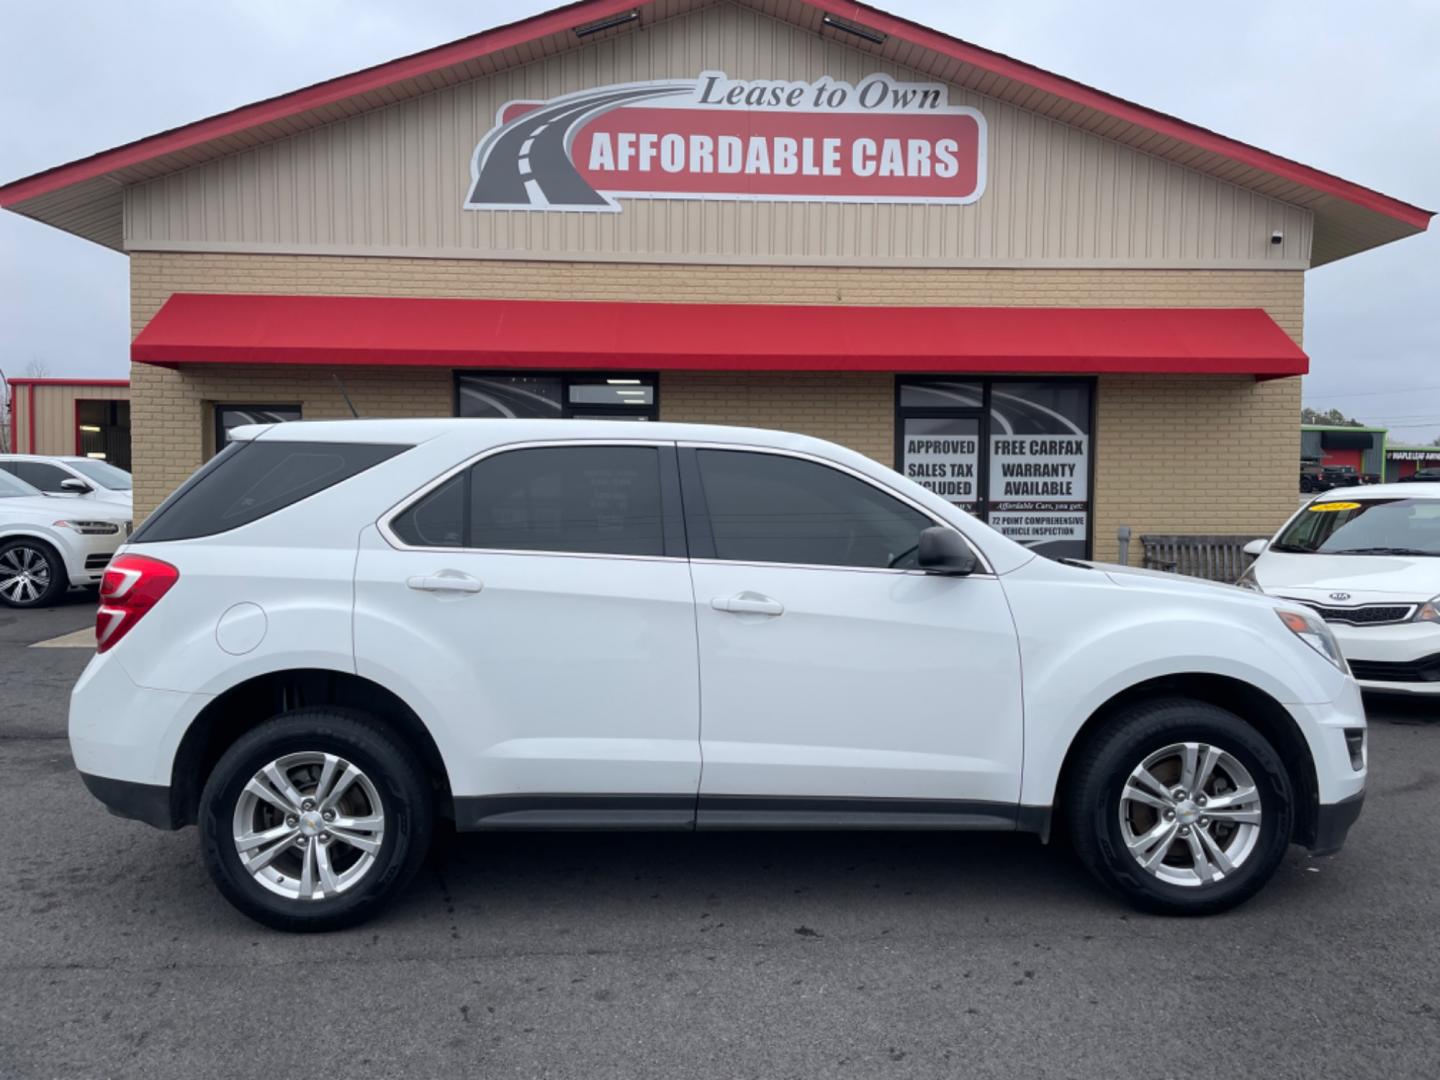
[466,72,986,212]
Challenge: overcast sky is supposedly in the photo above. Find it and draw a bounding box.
[2,1,1435,436]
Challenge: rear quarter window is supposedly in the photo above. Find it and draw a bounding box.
[131,441,409,542]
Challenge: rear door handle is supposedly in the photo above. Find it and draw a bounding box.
[710,593,784,616]
[407,571,483,594]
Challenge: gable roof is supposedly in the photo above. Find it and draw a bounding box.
[2,0,1429,264]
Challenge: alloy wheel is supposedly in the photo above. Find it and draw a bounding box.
[0,546,52,605]
[232,751,386,901]
[1118,741,1263,887]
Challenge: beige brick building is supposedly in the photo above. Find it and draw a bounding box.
[3,0,1430,561]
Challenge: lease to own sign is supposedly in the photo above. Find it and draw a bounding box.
[466,72,986,212]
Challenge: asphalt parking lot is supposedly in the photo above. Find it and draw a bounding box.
[2,598,1439,1080]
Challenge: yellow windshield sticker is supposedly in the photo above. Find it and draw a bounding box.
[1310,501,1361,512]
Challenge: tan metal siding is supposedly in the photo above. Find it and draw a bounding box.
[123,2,1312,267]
[13,384,128,457]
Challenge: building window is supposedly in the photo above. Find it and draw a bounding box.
[897,378,1093,559]
[455,373,658,421]
[75,399,131,470]
[214,404,303,454]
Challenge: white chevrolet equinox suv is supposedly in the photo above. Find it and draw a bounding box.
[71,420,1367,931]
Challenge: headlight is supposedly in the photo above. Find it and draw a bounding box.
[1276,608,1349,673]
[1414,596,1440,623]
[53,520,120,536]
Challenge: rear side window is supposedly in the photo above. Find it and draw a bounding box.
[132,441,408,543]
[390,446,665,557]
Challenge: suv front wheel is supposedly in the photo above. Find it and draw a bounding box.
[199,708,434,932]
[1066,698,1294,915]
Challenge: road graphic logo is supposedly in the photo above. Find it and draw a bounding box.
[465,71,986,212]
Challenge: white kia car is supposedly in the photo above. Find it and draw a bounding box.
[1241,483,1440,695]
[71,420,1366,931]
[0,467,132,607]
[0,453,134,513]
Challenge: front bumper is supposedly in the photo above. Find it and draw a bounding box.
[59,528,125,586]
[1310,790,1365,856]
[1330,621,1440,694]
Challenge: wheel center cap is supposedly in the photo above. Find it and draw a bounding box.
[1175,801,1201,825]
[298,811,325,836]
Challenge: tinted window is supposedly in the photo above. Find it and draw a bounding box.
[401,446,663,556]
[390,475,466,548]
[132,441,408,543]
[3,461,72,492]
[471,446,663,556]
[696,450,933,569]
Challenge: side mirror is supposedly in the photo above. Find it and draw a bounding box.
[1243,538,1268,558]
[917,526,978,576]
[60,477,93,494]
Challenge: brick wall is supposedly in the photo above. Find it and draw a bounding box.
[130,252,1304,556]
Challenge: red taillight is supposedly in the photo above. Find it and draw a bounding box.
[96,554,179,654]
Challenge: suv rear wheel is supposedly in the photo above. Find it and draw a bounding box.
[1066,698,1294,915]
[0,538,65,608]
[199,707,433,932]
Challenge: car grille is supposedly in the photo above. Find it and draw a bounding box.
[1348,655,1440,683]
[84,554,112,570]
[1280,598,1416,626]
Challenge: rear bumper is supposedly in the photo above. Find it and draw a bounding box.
[79,772,179,830]
[1309,790,1365,856]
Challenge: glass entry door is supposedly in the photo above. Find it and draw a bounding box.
[897,379,1093,559]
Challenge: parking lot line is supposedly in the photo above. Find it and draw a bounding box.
[30,627,95,649]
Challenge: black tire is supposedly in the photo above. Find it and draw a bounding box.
[199,707,434,932]
[1066,698,1294,916]
[0,537,67,608]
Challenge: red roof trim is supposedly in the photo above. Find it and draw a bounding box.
[0,0,641,207]
[130,293,1309,378]
[815,0,1432,229]
[3,0,1427,230]
[3,378,129,387]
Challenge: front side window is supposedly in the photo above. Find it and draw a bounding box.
[391,446,666,557]
[1,461,72,493]
[1273,498,1440,556]
[695,450,933,569]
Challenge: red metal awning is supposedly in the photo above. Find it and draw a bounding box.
[131,293,1307,377]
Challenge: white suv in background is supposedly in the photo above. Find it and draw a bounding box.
[1242,483,1440,694]
[71,420,1366,931]
[0,454,134,513]
[0,468,132,607]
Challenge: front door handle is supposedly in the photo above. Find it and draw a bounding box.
[407,571,483,594]
[710,593,784,616]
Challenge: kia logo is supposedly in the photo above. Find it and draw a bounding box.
[1329,592,1352,602]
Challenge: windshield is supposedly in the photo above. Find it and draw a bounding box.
[1272,498,1440,556]
[63,459,133,490]
[0,470,42,498]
